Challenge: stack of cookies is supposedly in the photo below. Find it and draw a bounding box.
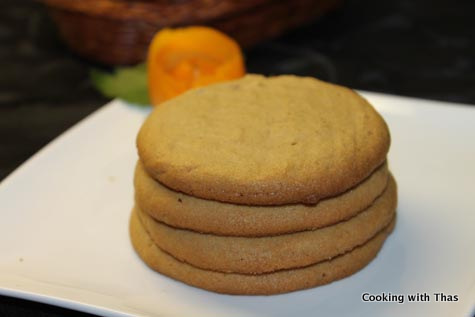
[130,75,397,295]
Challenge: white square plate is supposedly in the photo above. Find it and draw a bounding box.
[0,93,474,317]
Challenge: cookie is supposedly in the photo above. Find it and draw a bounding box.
[135,161,389,236]
[130,209,396,295]
[136,75,390,205]
[135,174,396,274]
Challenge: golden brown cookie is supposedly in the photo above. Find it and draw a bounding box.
[135,175,396,274]
[130,209,396,295]
[137,75,390,205]
[135,161,389,236]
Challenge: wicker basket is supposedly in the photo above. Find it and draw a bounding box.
[41,0,341,65]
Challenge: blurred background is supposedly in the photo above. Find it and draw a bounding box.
[0,0,474,315]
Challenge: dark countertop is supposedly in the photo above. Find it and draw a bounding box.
[0,0,474,316]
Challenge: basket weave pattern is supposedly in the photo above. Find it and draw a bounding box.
[42,0,341,65]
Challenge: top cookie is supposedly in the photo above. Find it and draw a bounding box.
[137,75,390,205]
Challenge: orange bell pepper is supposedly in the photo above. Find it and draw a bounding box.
[147,26,246,105]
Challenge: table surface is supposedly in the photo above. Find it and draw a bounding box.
[1,0,474,316]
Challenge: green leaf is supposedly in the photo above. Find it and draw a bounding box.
[90,63,149,106]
